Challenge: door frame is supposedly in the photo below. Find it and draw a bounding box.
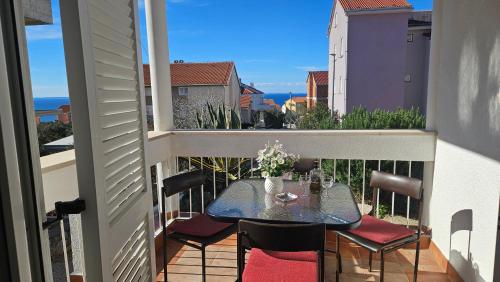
[0,0,53,280]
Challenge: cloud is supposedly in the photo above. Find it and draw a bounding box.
[294,66,327,71]
[26,26,62,41]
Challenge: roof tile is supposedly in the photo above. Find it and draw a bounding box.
[338,0,412,11]
[309,71,329,86]
[143,62,235,87]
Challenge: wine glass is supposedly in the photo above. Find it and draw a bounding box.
[322,176,334,197]
[298,174,310,198]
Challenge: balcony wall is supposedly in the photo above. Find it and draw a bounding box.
[425,1,500,281]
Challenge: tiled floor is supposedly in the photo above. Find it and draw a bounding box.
[156,233,459,282]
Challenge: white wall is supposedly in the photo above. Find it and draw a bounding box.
[226,66,241,111]
[426,1,500,281]
[328,1,348,114]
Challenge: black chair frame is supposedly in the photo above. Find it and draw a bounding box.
[336,170,424,282]
[161,170,236,282]
[237,220,325,282]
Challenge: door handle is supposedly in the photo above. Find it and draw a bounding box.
[42,198,86,229]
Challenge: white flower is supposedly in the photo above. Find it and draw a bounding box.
[278,158,285,165]
[271,162,277,169]
[262,171,269,177]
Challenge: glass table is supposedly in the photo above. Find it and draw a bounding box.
[207,179,362,231]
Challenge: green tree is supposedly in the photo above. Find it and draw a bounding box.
[37,121,73,156]
[297,104,338,129]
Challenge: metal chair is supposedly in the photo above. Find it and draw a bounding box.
[237,220,325,282]
[293,158,316,174]
[161,170,236,282]
[336,170,424,282]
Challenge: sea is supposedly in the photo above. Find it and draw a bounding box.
[33,93,305,122]
[263,93,306,107]
[34,97,70,122]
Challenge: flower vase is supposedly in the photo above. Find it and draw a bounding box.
[264,176,283,194]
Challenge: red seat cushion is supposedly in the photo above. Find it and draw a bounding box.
[243,248,318,282]
[347,215,415,244]
[168,214,233,238]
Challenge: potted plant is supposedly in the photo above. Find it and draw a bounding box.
[256,140,298,194]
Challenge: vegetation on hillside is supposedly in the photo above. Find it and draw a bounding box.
[297,105,426,221]
[37,121,73,156]
[297,105,425,130]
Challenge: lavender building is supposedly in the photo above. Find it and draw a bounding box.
[328,0,431,115]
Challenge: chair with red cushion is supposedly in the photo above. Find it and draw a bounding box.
[336,170,423,282]
[162,170,236,282]
[237,220,325,282]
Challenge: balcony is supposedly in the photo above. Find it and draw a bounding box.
[39,129,464,281]
[3,0,498,281]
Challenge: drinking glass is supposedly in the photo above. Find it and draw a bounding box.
[322,176,334,197]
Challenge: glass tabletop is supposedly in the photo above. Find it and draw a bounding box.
[206,179,362,230]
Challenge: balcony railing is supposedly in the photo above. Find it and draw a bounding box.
[40,129,436,279]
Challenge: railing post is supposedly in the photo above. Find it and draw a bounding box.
[422,162,434,227]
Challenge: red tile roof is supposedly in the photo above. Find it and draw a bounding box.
[143,62,235,87]
[240,95,252,109]
[309,71,328,86]
[328,0,412,34]
[292,97,307,103]
[338,0,412,11]
[264,99,280,110]
[241,83,264,95]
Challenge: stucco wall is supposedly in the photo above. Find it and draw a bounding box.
[426,1,500,281]
[172,86,225,129]
[23,0,52,25]
[328,1,348,114]
[404,28,431,113]
[226,67,241,111]
[347,12,409,113]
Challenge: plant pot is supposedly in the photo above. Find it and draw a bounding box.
[264,176,284,194]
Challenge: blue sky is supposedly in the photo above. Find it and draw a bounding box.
[26,0,433,97]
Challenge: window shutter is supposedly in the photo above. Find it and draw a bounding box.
[60,0,155,281]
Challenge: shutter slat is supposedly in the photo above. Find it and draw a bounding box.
[102,131,141,154]
[96,62,137,82]
[108,182,144,221]
[98,100,139,116]
[98,89,138,103]
[101,119,140,141]
[95,48,135,70]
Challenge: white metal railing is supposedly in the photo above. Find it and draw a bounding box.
[151,129,436,228]
[41,129,436,279]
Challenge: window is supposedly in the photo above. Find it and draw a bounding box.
[404,74,412,82]
[179,87,188,96]
[407,34,414,42]
[334,12,337,27]
[339,37,343,57]
[338,75,342,94]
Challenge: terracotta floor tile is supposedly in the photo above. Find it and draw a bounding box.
[157,236,456,282]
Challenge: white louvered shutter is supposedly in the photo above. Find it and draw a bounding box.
[60,0,155,281]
